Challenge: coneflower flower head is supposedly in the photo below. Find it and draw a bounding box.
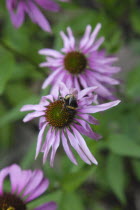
[21,83,120,167]
[0,164,57,210]
[39,23,120,100]
[6,0,69,32]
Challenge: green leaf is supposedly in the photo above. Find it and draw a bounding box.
[0,47,15,94]
[108,134,140,158]
[131,159,140,181]
[27,191,62,210]
[20,141,37,168]
[61,165,96,191]
[130,9,140,34]
[0,103,12,148]
[106,153,126,203]
[0,95,39,127]
[126,66,140,98]
[59,192,84,210]
[5,83,34,106]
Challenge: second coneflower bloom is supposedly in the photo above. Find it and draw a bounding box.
[6,0,69,32]
[39,23,120,100]
[21,83,120,167]
[0,164,57,210]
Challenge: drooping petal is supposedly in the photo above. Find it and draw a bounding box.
[50,130,61,167]
[26,1,51,32]
[77,113,99,125]
[71,126,98,164]
[75,124,102,140]
[35,122,48,159]
[62,131,77,165]
[39,117,46,129]
[66,129,91,164]
[7,0,25,28]
[43,129,56,164]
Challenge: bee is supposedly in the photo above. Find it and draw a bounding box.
[59,94,78,114]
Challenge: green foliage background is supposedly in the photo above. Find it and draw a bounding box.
[0,0,140,209]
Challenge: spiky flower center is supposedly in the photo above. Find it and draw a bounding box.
[0,193,26,210]
[45,100,75,128]
[64,51,87,74]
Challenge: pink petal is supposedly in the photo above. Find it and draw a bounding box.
[39,117,46,129]
[59,82,69,96]
[21,104,46,112]
[77,113,99,125]
[17,170,32,194]
[50,130,60,167]
[9,164,22,194]
[23,111,44,122]
[25,178,49,202]
[62,132,77,165]
[43,129,55,164]
[0,167,9,194]
[94,72,119,85]
[71,126,98,164]
[7,0,25,28]
[27,2,51,32]
[39,48,63,58]
[86,37,104,53]
[42,68,62,89]
[66,129,91,164]
[60,31,71,52]
[78,86,97,100]
[34,202,57,210]
[78,75,88,89]
[23,170,44,197]
[79,100,121,114]
[80,25,92,49]
[35,0,59,12]
[81,23,102,51]
[75,124,101,140]
[35,123,48,159]
[67,27,75,50]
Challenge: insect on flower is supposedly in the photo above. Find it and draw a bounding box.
[59,93,78,114]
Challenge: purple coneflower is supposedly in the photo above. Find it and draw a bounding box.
[21,83,120,167]
[6,0,68,32]
[0,164,57,210]
[39,23,120,100]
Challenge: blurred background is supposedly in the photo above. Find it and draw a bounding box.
[0,0,140,209]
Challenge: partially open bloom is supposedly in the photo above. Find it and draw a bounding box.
[21,83,120,166]
[0,164,57,210]
[39,23,120,100]
[6,0,68,32]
